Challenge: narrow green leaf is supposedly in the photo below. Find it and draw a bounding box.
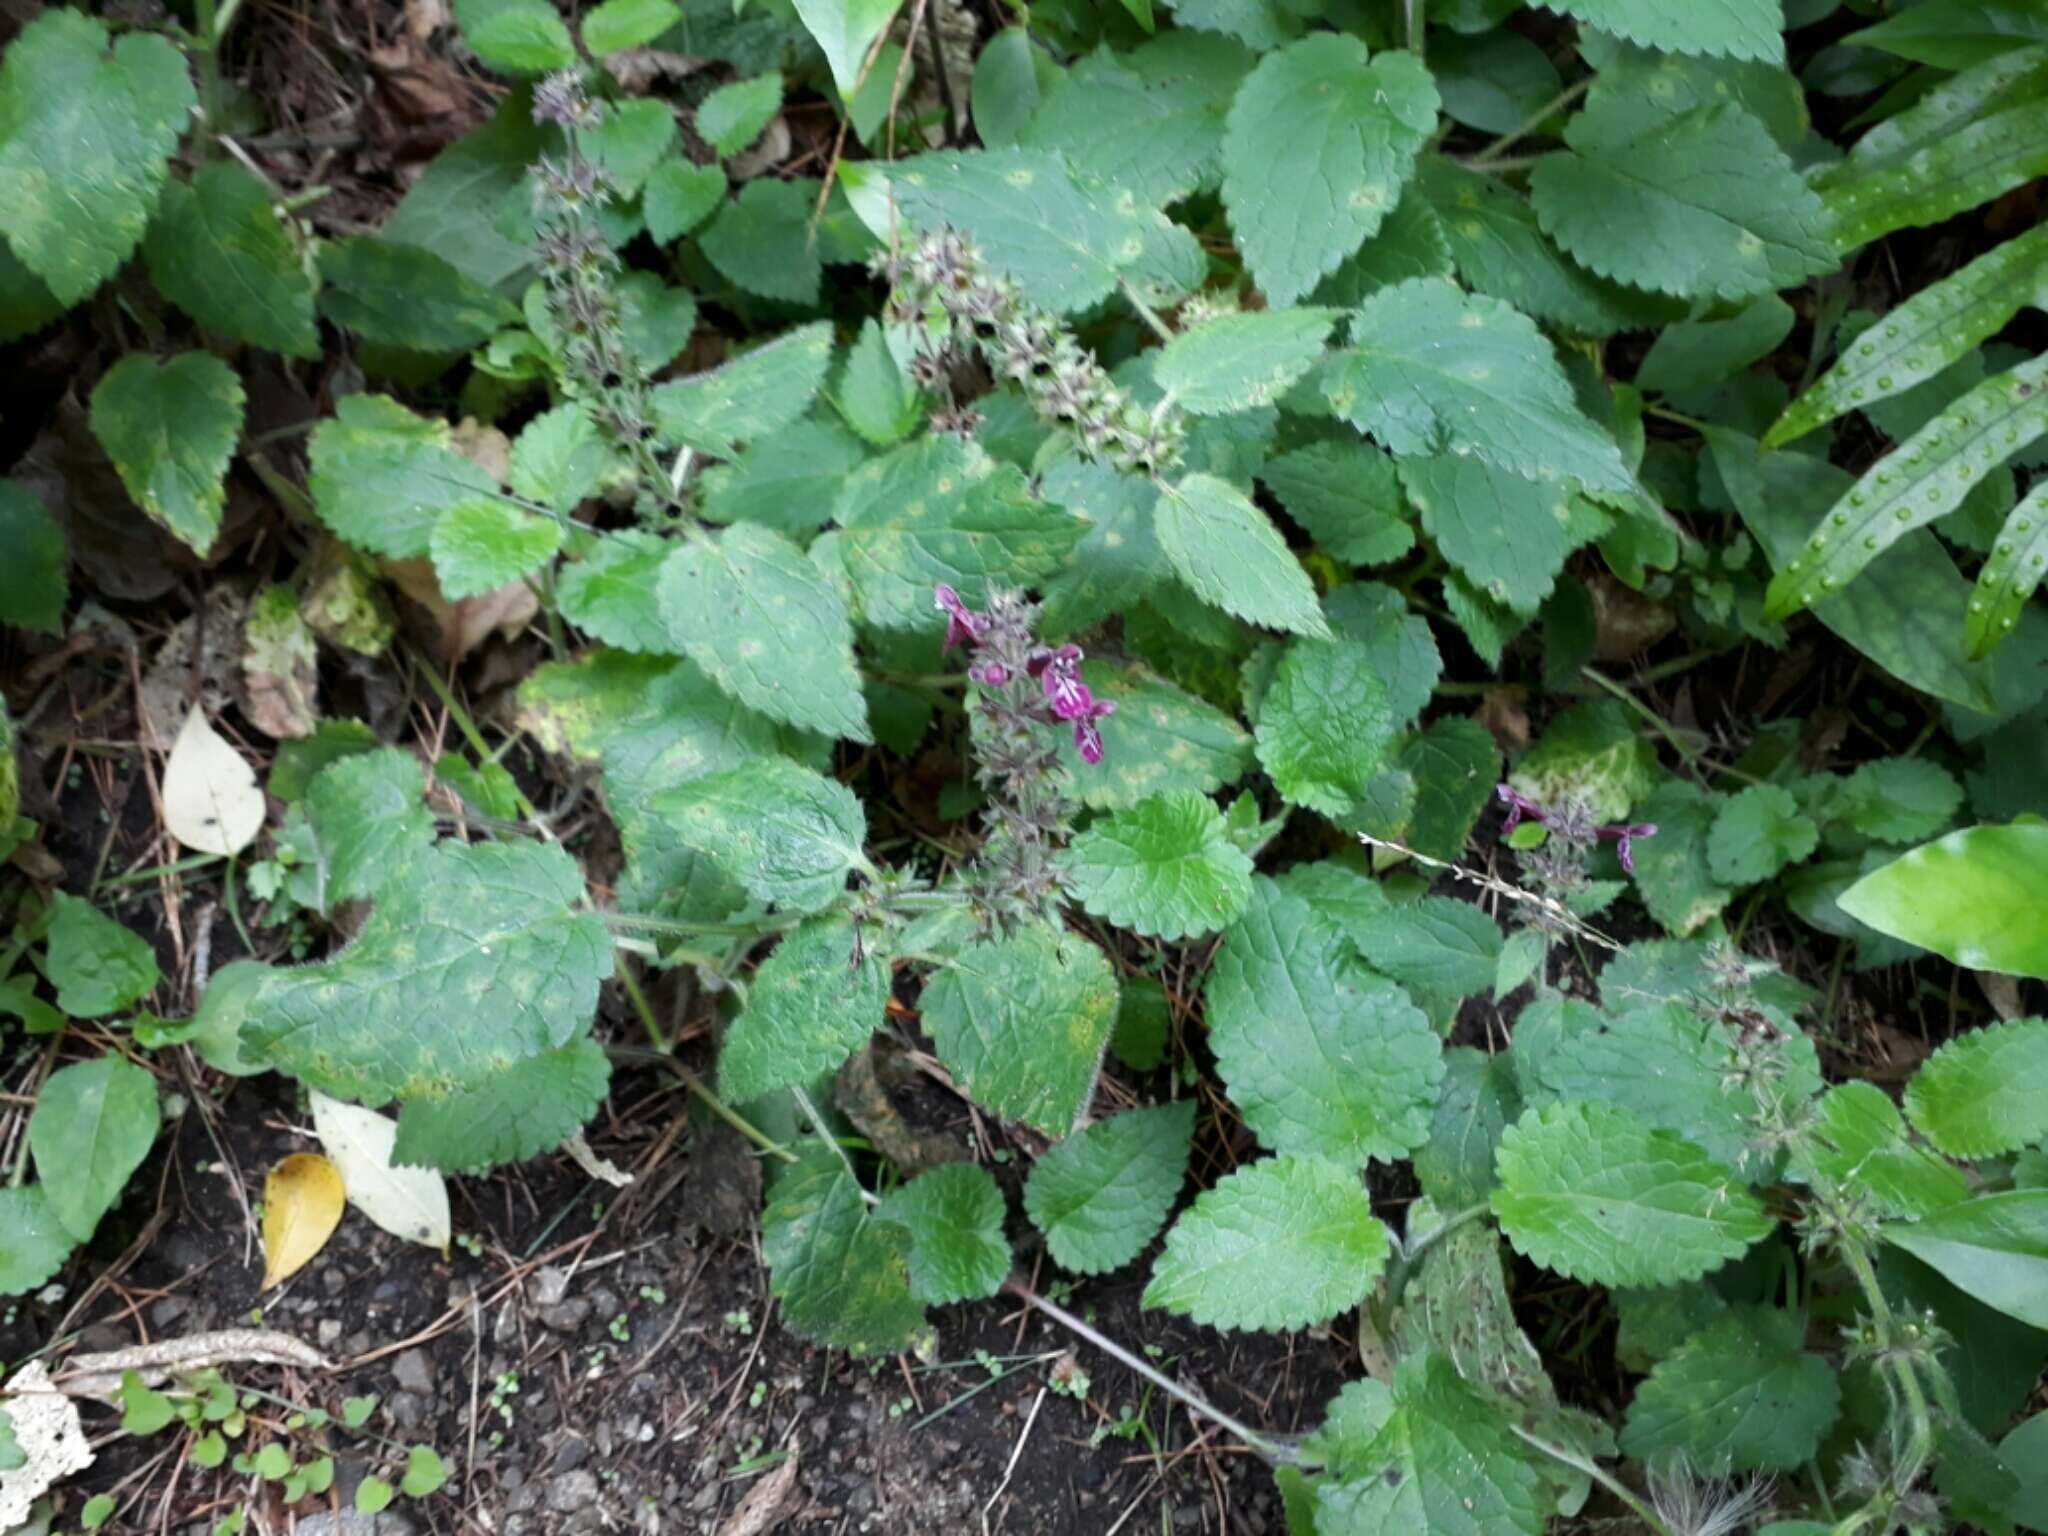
[1881,1190,2048,1331]
[1769,226,2048,449]
[88,353,244,554]
[1766,353,2048,621]
[1967,480,2048,658]
[1024,1101,1194,1275]
[1843,0,2048,69]
[1144,1155,1387,1332]
[1826,96,2048,252]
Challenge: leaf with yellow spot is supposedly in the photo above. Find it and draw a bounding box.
[262,1153,345,1288]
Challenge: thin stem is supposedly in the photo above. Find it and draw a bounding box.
[1404,0,1425,57]
[1471,77,1590,165]
[613,974,797,1163]
[1508,1425,1677,1536]
[791,1085,875,1204]
[410,659,546,825]
[1003,1277,1304,1466]
[1118,278,1176,345]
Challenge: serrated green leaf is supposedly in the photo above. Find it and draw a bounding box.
[1431,27,1561,134]
[1530,98,1832,304]
[843,148,1153,316]
[1349,896,1504,1028]
[1059,790,1253,940]
[1254,638,1397,817]
[921,922,1117,1136]
[555,532,671,654]
[1768,226,2048,449]
[657,522,870,742]
[1708,783,1819,885]
[88,352,244,554]
[458,0,576,72]
[428,497,560,599]
[1765,353,2048,622]
[1326,277,1635,494]
[651,322,833,457]
[1525,1000,1821,1173]
[1024,1101,1193,1275]
[29,1055,159,1242]
[833,435,1084,630]
[1145,1154,1386,1331]
[296,748,434,908]
[317,236,513,351]
[1535,0,1782,63]
[1967,480,2048,658]
[1218,35,1436,307]
[390,1039,610,1171]
[1419,158,1673,340]
[698,72,783,157]
[582,0,681,53]
[698,177,823,303]
[1825,96,2048,252]
[1053,657,1254,809]
[1904,1017,2048,1158]
[307,394,500,559]
[1414,1049,1522,1208]
[720,915,886,1102]
[1837,758,1963,843]
[1310,190,1458,306]
[507,402,609,512]
[1493,1100,1774,1287]
[1398,453,1584,617]
[834,319,921,446]
[643,160,727,244]
[1509,698,1656,823]
[44,892,158,1018]
[1880,1190,2048,1331]
[763,1144,925,1351]
[1038,457,1171,636]
[1619,1307,1841,1472]
[1020,37,1250,206]
[1637,296,1797,400]
[0,1186,75,1296]
[1397,717,1501,863]
[1843,0,2048,69]
[0,480,66,636]
[1314,1353,1547,1536]
[1632,779,1735,938]
[652,757,867,915]
[1156,309,1337,416]
[1260,441,1413,567]
[1206,879,1444,1167]
[144,161,319,358]
[240,839,613,1104]
[0,11,195,305]
[1804,1081,1967,1221]
[875,1163,1010,1305]
[702,418,866,539]
[1154,474,1329,638]
[382,88,544,291]
[584,98,676,197]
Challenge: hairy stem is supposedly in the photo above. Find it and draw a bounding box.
[1508,1425,1678,1536]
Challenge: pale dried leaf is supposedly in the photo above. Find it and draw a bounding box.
[562,1134,633,1188]
[161,705,266,856]
[137,590,247,749]
[385,557,540,663]
[716,1444,800,1536]
[310,1090,453,1251]
[57,1330,331,1400]
[0,1363,92,1529]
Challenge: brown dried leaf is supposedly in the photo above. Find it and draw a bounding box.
[716,1445,800,1536]
[1588,574,1674,663]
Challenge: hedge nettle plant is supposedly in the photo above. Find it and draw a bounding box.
[3,0,2048,1531]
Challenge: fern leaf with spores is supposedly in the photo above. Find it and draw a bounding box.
[1767,224,2048,449]
[1966,481,2048,658]
[1763,351,2048,623]
[1817,43,2048,192]
[1824,95,2048,252]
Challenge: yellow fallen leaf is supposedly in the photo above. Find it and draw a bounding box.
[262,1153,345,1288]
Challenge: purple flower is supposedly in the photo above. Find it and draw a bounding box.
[1072,698,1117,765]
[934,584,991,652]
[1028,646,1095,720]
[1599,823,1659,874]
[969,660,1011,686]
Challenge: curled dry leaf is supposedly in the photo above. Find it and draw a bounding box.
[161,705,266,856]
[0,1362,92,1529]
[261,1152,346,1288]
[715,1443,800,1536]
[309,1090,452,1252]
